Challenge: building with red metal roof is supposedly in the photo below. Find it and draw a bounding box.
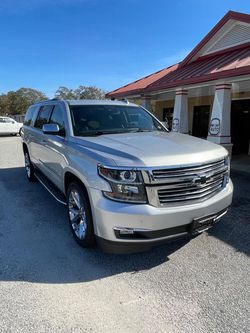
[106,11,250,156]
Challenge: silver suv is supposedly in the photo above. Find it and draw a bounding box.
[22,99,233,253]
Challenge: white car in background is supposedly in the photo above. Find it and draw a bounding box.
[0,116,23,136]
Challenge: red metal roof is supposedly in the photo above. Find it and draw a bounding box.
[145,43,250,93]
[106,64,179,98]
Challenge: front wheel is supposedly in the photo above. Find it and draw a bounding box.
[24,151,36,182]
[66,182,95,248]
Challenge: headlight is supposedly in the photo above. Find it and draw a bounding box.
[98,166,147,203]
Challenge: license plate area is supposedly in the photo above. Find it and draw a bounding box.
[191,216,215,235]
[190,209,228,235]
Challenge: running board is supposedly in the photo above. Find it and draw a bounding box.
[35,170,67,206]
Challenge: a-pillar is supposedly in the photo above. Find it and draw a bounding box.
[207,83,233,155]
[172,89,188,133]
[140,95,152,111]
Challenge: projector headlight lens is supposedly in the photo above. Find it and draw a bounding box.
[98,166,147,203]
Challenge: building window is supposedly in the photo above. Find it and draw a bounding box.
[163,107,174,130]
[192,105,210,138]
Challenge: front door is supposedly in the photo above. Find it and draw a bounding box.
[42,105,66,191]
[192,105,210,138]
[231,100,250,155]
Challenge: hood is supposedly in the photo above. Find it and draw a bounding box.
[72,132,227,167]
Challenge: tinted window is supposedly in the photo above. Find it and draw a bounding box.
[70,105,165,136]
[24,106,36,126]
[5,118,15,123]
[34,105,54,129]
[0,118,8,123]
[49,105,65,131]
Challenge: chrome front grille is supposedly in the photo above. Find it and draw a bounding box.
[145,158,229,206]
[152,159,225,181]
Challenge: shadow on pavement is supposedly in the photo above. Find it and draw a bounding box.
[0,166,189,284]
[207,170,250,257]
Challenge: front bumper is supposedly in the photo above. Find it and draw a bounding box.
[89,180,233,253]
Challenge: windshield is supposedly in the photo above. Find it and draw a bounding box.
[70,105,166,136]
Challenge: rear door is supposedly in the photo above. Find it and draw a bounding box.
[8,118,19,134]
[30,105,54,172]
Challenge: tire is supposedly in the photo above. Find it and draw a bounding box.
[24,150,37,182]
[66,182,95,248]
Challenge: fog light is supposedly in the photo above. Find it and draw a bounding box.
[119,228,134,235]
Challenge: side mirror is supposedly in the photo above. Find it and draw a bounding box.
[42,124,61,135]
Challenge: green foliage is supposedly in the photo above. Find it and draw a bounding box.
[55,85,106,100]
[0,85,107,116]
[0,88,47,115]
[54,86,76,100]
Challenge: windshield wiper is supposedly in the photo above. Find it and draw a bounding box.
[80,130,128,136]
[80,128,154,137]
[129,128,152,133]
[80,131,107,136]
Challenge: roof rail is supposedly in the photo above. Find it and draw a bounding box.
[111,98,130,104]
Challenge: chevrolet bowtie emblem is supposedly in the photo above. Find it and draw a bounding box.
[191,175,210,185]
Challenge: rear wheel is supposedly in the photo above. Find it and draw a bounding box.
[66,182,95,248]
[24,151,36,182]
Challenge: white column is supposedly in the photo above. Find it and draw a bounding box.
[172,89,188,133]
[140,96,152,111]
[207,83,232,153]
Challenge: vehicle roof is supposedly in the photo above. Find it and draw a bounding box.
[66,99,138,107]
[31,99,139,107]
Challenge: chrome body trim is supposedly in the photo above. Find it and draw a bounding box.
[35,172,67,205]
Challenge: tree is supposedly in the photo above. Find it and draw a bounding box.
[74,86,106,100]
[0,88,47,115]
[54,85,106,100]
[54,86,76,100]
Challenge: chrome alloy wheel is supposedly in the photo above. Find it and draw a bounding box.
[68,189,87,240]
[25,152,31,178]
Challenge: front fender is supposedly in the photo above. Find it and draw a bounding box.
[63,157,111,195]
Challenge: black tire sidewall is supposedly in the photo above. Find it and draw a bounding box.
[24,151,36,182]
[66,182,95,248]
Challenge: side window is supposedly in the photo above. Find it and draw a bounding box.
[0,118,13,123]
[49,105,65,132]
[24,106,36,126]
[34,105,54,129]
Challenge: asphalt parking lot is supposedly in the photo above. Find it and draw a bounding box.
[0,136,249,333]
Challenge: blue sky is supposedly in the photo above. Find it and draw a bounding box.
[0,0,249,97]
